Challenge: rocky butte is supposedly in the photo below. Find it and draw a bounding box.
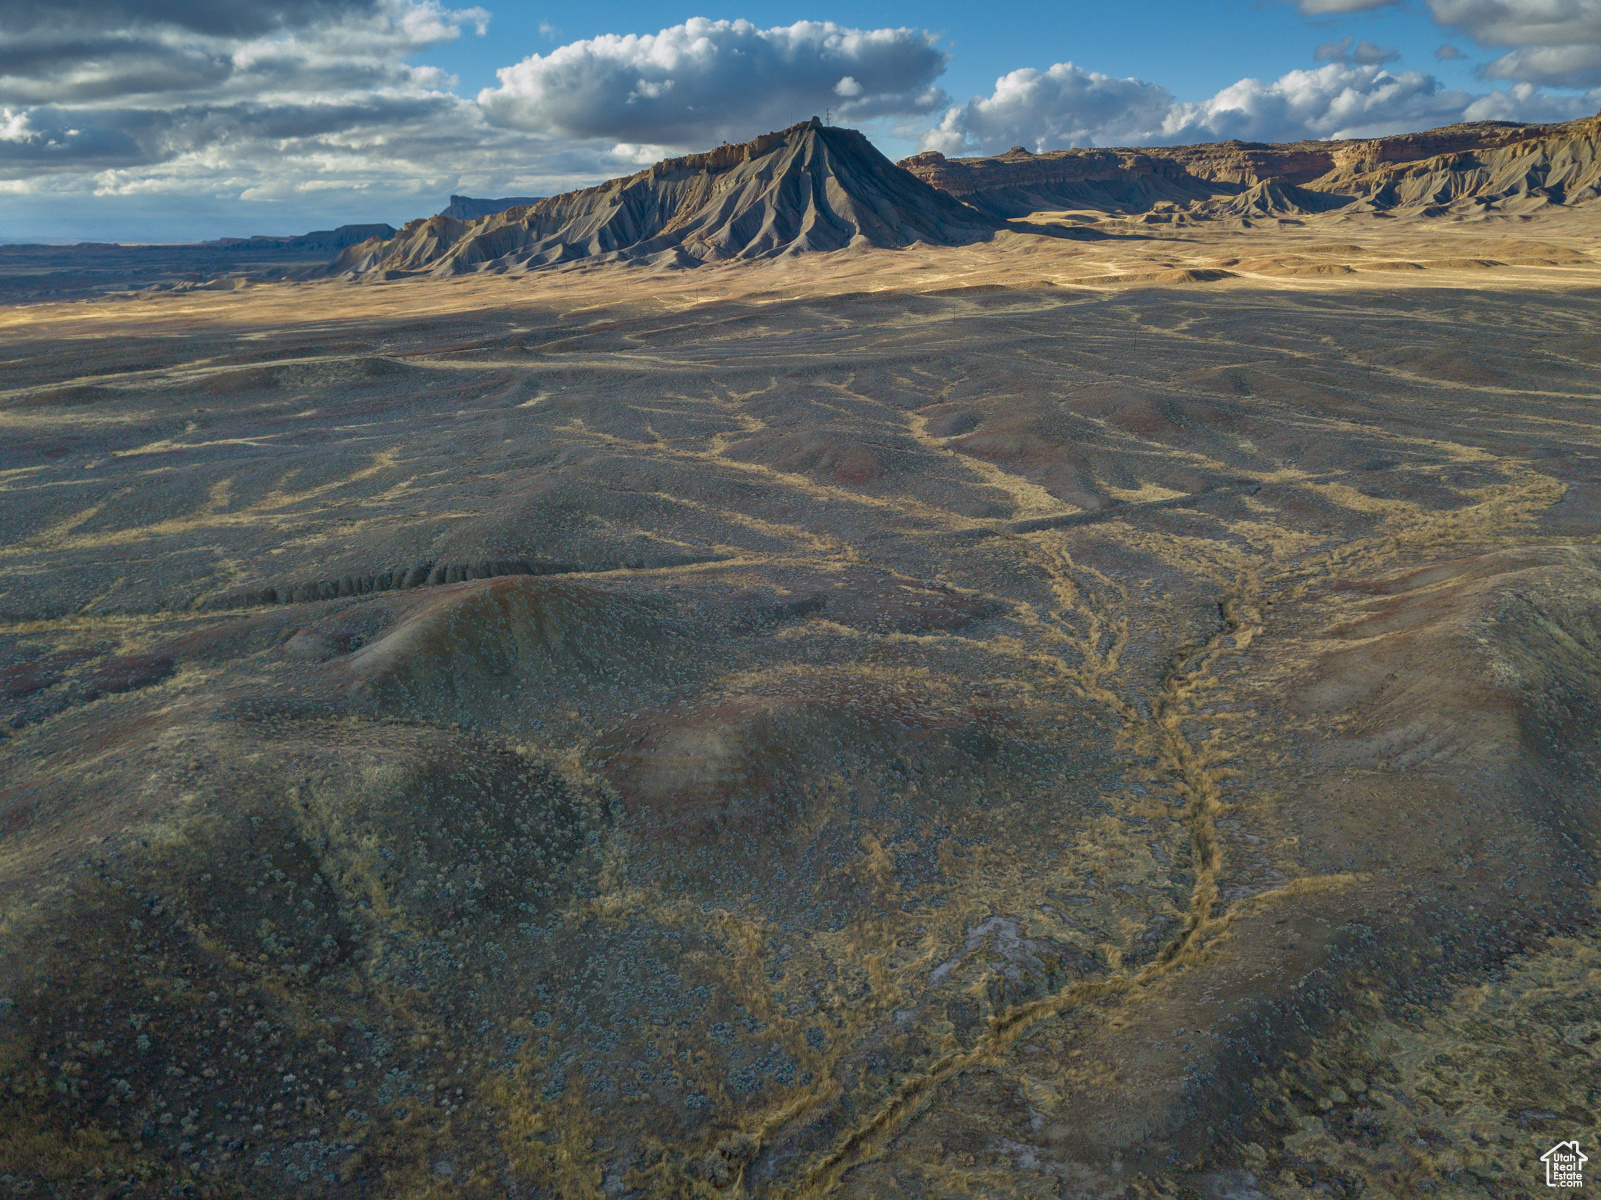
[334,118,997,276]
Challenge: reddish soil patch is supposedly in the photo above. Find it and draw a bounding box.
[0,803,30,836]
[823,575,999,634]
[728,430,917,488]
[82,654,176,698]
[600,684,997,844]
[0,648,103,700]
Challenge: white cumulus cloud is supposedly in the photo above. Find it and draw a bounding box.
[919,63,1174,156]
[1431,0,1601,86]
[0,7,961,237]
[477,18,949,145]
[0,109,39,142]
[1429,0,1601,46]
[5,0,1599,241]
[1162,65,1471,142]
[1280,0,1601,88]
[0,0,632,214]
[922,60,1599,156]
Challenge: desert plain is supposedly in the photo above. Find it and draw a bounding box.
[1,130,1600,1200]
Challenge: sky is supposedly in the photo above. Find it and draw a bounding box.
[3,0,1599,242]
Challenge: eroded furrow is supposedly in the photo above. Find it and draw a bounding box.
[777,535,1265,1198]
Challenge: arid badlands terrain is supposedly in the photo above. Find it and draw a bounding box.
[2,117,1600,1199]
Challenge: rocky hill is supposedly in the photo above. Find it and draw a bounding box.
[336,119,997,278]
[901,112,1601,219]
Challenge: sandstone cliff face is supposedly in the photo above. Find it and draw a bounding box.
[899,113,1601,219]
[337,121,997,278]
[1310,113,1601,212]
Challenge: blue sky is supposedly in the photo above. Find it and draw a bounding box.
[420,1,1487,110]
[2,0,1598,242]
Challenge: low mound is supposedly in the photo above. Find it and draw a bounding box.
[725,429,922,487]
[1156,267,1237,283]
[1206,179,1333,218]
[334,577,681,715]
[337,120,998,278]
[598,684,997,843]
[1235,257,1356,277]
[808,573,999,634]
[428,474,728,569]
[1294,545,1601,775]
[1080,267,1236,284]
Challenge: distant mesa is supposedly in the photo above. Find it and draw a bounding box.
[210,223,397,253]
[900,110,1601,222]
[334,118,999,278]
[0,222,405,302]
[439,195,544,221]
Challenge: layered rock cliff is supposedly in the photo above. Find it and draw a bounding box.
[1309,113,1601,213]
[900,113,1601,219]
